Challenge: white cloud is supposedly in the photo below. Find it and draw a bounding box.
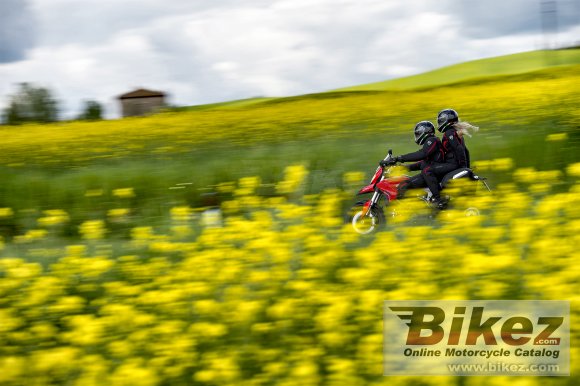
[0,0,578,119]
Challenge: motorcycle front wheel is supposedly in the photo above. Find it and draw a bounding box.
[346,201,385,234]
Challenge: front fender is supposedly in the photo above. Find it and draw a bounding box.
[357,185,375,195]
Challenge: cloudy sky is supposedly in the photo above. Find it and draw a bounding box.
[1,0,579,119]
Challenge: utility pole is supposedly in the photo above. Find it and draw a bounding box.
[540,0,559,48]
[540,0,559,64]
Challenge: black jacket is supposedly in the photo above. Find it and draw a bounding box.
[399,135,445,170]
[442,129,469,168]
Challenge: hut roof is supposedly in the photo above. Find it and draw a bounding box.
[118,88,165,99]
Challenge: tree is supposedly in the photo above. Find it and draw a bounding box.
[1,83,59,125]
[78,100,104,121]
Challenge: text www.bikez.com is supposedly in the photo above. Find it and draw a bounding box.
[447,362,560,374]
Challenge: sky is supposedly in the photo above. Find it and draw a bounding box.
[1,0,579,119]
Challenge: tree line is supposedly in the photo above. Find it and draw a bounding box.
[1,83,103,125]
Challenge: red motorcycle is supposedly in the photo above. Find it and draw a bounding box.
[347,149,491,234]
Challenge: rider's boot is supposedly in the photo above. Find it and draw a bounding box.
[432,195,449,210]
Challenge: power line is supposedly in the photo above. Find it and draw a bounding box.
[540,0,559,49]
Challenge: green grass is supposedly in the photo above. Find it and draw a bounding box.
[0,127,572,240]
[0,51,578,240]
[334,49,580,91]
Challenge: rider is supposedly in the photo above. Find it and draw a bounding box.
[437,108,471,169]
[380,121,448,209]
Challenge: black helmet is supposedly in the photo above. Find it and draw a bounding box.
[414,121,436,145]
[437,108,459,132]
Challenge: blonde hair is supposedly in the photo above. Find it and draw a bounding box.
[453,121,479,138]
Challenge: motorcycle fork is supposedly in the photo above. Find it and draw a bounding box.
[362,190,381,217]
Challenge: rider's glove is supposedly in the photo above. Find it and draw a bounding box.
[379,158,397,167]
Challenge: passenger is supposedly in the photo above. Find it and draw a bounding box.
[437,108,479,170]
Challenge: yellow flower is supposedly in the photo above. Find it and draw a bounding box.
[342,171,366,186]
[108,340,133,358]
[84,189,103,197]
[546,132,568,141]
[566,162,580,177]
[79,220,106,240]
[529,183,551,194]
[238,176,262,194]
[32,347,80,375]
[112,187,135,198]
[109,360,159,386]
[62,315,105,346]
[14,229,48,243]
[170,206,191,221]
[30,322,58,340]
[276,164,308,194]
[4,261,41,279]
[194,299,221,316]
[0,309,23,333]
[492,157,514,171]
[188,323,228,338]
[512,167,536,183]
[171,225,192,238]
[107,208,130,217]
[291,361,319,383]
[216,182,235,193]
[66,245,87,256]
[49,296,85,314]
[0,356,25,383]
[0,207,14,218]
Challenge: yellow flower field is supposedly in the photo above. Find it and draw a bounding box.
[0,61,578,384]
[0,65,578,168]
[1,161,579,385]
